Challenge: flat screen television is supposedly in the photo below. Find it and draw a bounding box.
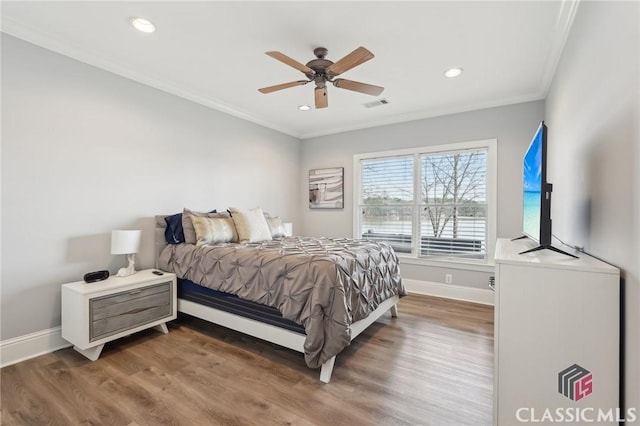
[517,121,577,258]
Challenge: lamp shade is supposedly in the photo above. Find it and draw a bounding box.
[111,230,141,255]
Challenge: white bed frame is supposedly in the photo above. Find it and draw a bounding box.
[155,216,400,383]
[178,295,399,383]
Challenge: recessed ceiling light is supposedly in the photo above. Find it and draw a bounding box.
[444,67,463,78]
[130,17,156,33]
[298,105,311,111]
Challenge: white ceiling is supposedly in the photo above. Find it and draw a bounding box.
[1,1,579,139]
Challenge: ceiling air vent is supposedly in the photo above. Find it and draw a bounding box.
[363,98,390,108]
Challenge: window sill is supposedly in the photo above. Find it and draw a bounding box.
[396,254,496,273]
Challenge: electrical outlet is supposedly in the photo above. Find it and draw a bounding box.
[445,274,453,284]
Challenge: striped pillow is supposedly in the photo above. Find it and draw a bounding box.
[190,216,239,246]
[182,208,226,244]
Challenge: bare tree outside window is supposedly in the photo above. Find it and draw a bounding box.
[421,151,486,237]
[420,150,487,256]
[359,148,488,259]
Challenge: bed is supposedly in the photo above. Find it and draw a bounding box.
[154,211,405,383]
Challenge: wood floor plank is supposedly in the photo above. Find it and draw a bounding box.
[0,294,494,426]
[1,360,75,425]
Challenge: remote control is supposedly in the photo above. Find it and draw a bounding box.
[152,270,164,275]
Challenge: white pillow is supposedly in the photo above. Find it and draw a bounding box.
[229,207,273,242]
[191,216,239,246]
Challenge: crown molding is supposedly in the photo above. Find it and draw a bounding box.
[299,92,545,140]
[1,16,302,139]
[2,1,579,142]
[539,0,581,96]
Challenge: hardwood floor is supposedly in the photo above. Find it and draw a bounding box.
[1,294,494,426]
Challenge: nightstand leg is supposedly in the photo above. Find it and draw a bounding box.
[153,323,169,334]
[74,344,104,361]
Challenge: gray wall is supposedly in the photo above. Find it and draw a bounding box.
[545,1,639,420]
[299,101,544,287]
[1,35,301,340]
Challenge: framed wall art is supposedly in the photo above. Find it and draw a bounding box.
[309,167,344,209]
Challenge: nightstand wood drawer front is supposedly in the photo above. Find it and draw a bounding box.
[90,281,172,341]
[91,282,170,316]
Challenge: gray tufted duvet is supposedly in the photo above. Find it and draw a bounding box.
[158,236,405,368]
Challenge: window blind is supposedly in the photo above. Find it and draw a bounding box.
[419,149,487,258]
[358,147,489,260]
[359,156,414,253]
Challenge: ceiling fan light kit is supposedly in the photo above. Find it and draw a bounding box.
[259,46,384,109]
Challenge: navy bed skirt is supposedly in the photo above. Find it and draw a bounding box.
[177,278,306,334]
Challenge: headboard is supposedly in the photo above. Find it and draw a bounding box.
[154,215,169,269]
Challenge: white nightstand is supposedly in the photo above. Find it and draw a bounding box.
[61,269,177,361]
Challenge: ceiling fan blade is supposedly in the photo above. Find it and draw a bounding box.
[325,46,375,77]
[265,51,315,75]
[333,78,384,96]
[258,80,308,94]
[315,87,328,109]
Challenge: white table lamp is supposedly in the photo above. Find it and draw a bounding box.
[111,230,142,277]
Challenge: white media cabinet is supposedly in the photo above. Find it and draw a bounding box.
[493,238,620,425]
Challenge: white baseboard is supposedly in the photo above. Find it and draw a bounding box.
[0,282,491,368]
[0,327,71,368]
[404,279,495,306]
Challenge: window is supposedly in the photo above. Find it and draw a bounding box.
[354,139,497,264]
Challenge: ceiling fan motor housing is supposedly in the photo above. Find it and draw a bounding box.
[305,47,333,80]
[259,46,383,108]
[306,63,333,80]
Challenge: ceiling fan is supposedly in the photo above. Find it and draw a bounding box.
[258,46,384,109]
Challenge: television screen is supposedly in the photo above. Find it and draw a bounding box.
[522,123,544,241]
[518,122,577,258]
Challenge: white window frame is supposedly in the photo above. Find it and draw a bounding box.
[353,139,497,271]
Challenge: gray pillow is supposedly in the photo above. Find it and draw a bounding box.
[265,216,286,238]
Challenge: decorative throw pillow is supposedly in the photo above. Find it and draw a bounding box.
[164,212,186,244]
[191,216,238,246]
[182,208,224,244]
[229,207,273,242]
[265,216,286,238]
